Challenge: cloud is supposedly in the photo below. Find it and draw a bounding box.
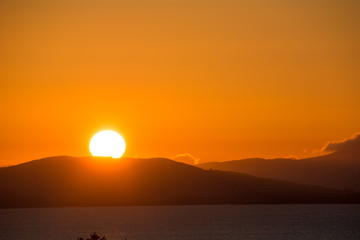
[171,154,199,165]
[322,132,360,154]
[286,155,299,160]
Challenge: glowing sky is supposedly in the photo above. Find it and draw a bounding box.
[1,0,359,165]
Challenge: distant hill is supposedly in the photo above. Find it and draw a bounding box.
[198,151,360,191]
[0,156,358,208]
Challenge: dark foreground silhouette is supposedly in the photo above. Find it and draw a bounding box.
[78,232,106,240]
[77,233,128,240]
[0,156,359,208]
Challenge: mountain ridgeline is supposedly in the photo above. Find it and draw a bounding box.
[0,156,359,208]
[198,151,360,191]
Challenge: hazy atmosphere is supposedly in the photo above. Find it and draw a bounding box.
[1,1,360,240]
[1,0,360,165]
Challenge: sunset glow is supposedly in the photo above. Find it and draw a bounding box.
[0,1,360,237]
[0,0,359,166]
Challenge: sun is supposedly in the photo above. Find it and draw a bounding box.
[89,130,126,158]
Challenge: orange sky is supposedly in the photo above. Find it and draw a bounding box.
[1,0,359,166]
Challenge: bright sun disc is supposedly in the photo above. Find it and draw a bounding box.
[89,130,126,158]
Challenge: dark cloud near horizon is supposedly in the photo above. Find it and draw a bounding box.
[323,132,360,154]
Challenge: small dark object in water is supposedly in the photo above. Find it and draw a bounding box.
[77,232,106,240]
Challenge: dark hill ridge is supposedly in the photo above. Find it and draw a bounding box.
[198,151,360,191]
[0,156,359,208]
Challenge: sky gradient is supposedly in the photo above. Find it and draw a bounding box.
[1,0,359,166]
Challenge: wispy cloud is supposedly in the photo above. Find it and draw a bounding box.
[322,132,360,154]
[171,153,199,165]
[285,155,299,160]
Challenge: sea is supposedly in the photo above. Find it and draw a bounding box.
[1,205,359,240]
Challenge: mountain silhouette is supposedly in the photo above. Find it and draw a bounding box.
[0,156,358,208]
[198,151,360,191]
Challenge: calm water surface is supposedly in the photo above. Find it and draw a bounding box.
[1,205,359,240]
